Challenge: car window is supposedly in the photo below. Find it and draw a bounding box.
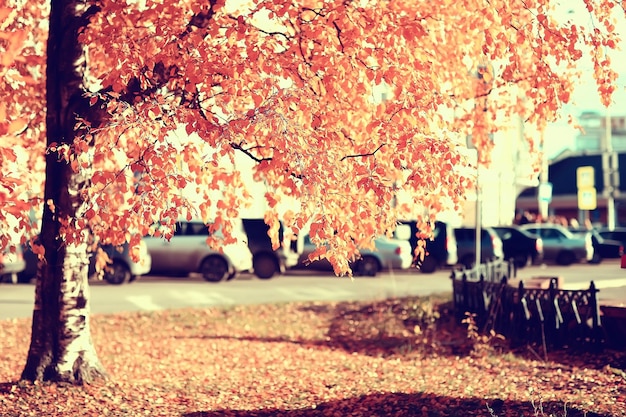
[541,229,558,239]
[526,228,537,237]
[454,229,467,241]
[173,222,215,237]
[548,229,566,239]
[499,231,512,240]
[188,222,210,236]
[611,232,626,241]
[454,228,492,244]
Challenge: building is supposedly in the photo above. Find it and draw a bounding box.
[516,112,626,226]
[576,112,626,152]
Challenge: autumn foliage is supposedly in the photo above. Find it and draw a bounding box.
[1,0,624,274]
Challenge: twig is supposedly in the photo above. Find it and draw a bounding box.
[526,345,544,362]
[340,144,385,162]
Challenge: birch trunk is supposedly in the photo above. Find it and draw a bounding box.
[21,0,107,383]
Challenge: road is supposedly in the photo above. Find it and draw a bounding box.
[2,261,626,320]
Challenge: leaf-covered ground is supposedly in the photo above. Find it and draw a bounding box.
[1,295,625,417]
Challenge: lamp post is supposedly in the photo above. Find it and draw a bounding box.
[475,153,481,269]
[472,64,493,269]
[603,109,618,230]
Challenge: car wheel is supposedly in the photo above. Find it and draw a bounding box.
[513,253,531,269]
[419,256,437,274]
[355,256,379,277]
[589,253,602,264]
[200,256,229,282]
[253,253,278,280]
[556,251,576,266]
[104,260,132,285]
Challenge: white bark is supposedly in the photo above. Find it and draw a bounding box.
[55,241,102,379]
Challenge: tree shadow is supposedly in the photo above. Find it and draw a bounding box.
[178,295,471,358]
[179,295,626,372]
[296,298,626,371]
[182,392,611,417]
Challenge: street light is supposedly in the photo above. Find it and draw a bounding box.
[603,109,619,230]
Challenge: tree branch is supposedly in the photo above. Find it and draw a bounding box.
[340,144,385,161]
[230,142,306,180]
[230,142,272,163]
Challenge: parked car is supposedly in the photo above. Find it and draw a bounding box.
[569,227,623,264]
[145,220,253,282]
[294,234,413,276]
[597,227,626,249]
[241,218,303,279]
[518,224,593,266]
[18,237,152,285]
[0,244,26,284]
[492,225,543,268]
[397,220,458,273]
[453,227,504,269]
[94,241,152,284]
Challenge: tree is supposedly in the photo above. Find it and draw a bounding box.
[0,0,622,383]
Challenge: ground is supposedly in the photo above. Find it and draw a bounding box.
[1,294,625,416]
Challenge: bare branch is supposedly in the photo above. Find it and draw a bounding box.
[230,142,271,163]
[340,144,385,161]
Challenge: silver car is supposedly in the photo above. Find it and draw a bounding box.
[519,224,593,265]
[95,241,153,284]
[0,244,26,284]
[294,234,413,276]
[145,220,253,282]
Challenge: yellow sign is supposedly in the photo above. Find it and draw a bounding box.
[576,166,595,188]
[577,187,597,210]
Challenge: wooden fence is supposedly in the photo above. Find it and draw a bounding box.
[451,260,603,352]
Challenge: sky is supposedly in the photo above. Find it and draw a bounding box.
[543,2,626,159]
[544,73,626,159]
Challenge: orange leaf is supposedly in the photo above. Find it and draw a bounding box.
[7,117,28,134]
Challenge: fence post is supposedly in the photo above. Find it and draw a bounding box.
[549,278,563,348]
[459,272,468,321]
[512,280,527,346]
[589,281,603,350]
[478,273,486,324]
[451,269,458,319]
[509,260,517,280]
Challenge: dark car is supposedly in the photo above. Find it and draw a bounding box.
[570,227,623,264]
[598,227,626,249]
[398,220,458,273]
[242,218,303,279]
[454,227,504,269]
[492,226,543,268]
